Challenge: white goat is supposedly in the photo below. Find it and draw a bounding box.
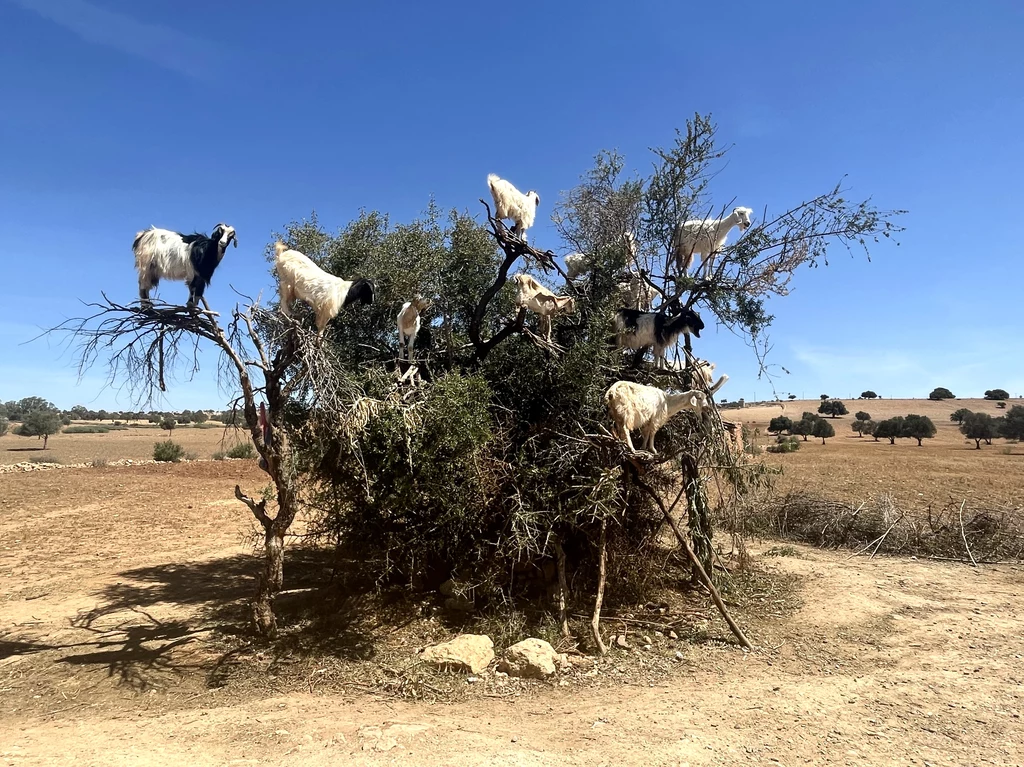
[487,174,540,241]
[274,241,374,334]
[510,273,576,342]
[564,230,639,281]
[688,358,729,394]
[616,274,659,311]
[604,381,709,453]
[671,206,753,277]
[133,223,237,307]
[397,296,430,361]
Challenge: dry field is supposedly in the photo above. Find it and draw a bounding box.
[0,423,249,466]
[2,401,1023,765]
[732,398,1024,511]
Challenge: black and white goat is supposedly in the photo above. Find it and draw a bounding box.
[614,307,705,369]
[133,223,237,307]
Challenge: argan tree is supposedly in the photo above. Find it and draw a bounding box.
[999,405,1024,441]
[901,414,936,446]
[51,115,900,646]
[812,417,835,445]
[984,389,1010,401]
[928,387,955,400]
[818,399,848,418]
[961,412,999,449]
[768,416,793,435]
[860,390,878,399]
[874,416,905,445]
[950,408,972,425]
[15,403,62,449]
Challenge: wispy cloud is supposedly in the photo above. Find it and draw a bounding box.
[9,0,225,80]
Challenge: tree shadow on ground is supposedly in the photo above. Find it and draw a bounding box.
[5,447,47,452]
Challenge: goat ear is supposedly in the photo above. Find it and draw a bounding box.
[689,396,698,408]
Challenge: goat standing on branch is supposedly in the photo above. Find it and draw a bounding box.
[671,206,753,278]
[511,273,576,343]
[614,306,704,369]
[605,380,708,453]
[397,296,430,361]
[133,223,237,308]
[487,174,540,242]
[274,241,375,334]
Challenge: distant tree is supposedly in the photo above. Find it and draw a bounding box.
[768,416,793,435]
[961,412,999,449]
[819,394,829,401]
[863,420,878,440]
[855,410,871,422]
[812,418,835,444]
[96,409,109,422]
[160,417,176,434]
[70,405,88,420]
[851,419,869,437]
[193,410,209,424]
[0,417,8,437]
[818,399,848,418]
[860,390,878,399]
[950,408,971,425]
[177,414,192,425]
[928,387,955,400]
[60,415,72,426]
[901,414,936,446]
[1000,405,1024,441]
[984,389,1010,401]
[787,394,797,400]
[874,417,905,445]
[15,408,63,449]
[791,412,820,442]
[219,409,243,426]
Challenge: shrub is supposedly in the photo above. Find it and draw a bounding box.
[928,387,955,400]
[29,455,62,464]
[226,441,257,459]
[153,440,185,462]
[212,451,226,461]
[996,401,1007,409]
[64,425,110,434]
[767,436,800,453]
[91,457,108,468]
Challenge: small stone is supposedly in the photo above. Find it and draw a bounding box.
[668,630,679,640]
[674,651,685,662]
[642,635,652,645]
[615,634,630,649]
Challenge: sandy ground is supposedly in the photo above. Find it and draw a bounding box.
[2,460,1023,765]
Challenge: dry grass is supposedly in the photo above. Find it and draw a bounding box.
[0,422,250,465]
[729,398,1024,512]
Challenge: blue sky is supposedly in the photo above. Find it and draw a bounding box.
[1,0,1021,410]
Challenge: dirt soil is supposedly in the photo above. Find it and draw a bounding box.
[2,461,1022,765]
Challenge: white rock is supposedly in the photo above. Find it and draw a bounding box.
[421,634,494,674]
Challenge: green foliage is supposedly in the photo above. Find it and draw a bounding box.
[768,416,793,434]
[790,412,820,441]
[817,399,848,418]
[159,417,176,433]
[0,417,7,437]
[153,440,185,462]
[855,411,870,422]
[873,417,905,445]
[767,435,801,453]
[961,412,999,448]
[193,410,208,424]
[283,117,902,610]
[901,414,936,446]
[928,387,955,400]
[860,390,878,399]
[812,418,835,444]
[787,394,796,400]
[819,394,829,401]
[1000,406,1024,441]
[863,419,877,439]
[227,441,257,459]
[984,389,1010,401]
[851,419,870,437]
[15,407,62,448]
[950,408,972,424]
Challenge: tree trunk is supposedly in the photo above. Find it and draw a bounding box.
[253,527,285,637]
[975,439,981,449]
[42,434,48,449]
[681,454,714,584]
[821,437,826,445]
